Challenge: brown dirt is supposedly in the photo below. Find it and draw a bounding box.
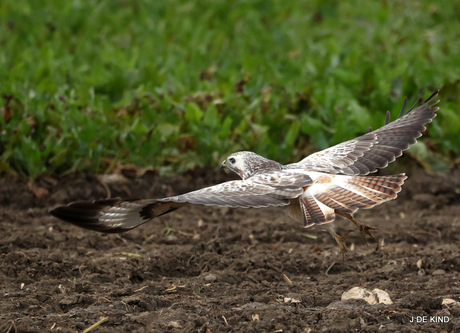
[1,166,460,333]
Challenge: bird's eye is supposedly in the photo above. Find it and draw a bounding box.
[229,157,236,164]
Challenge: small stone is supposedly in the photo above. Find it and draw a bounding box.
[372,288,393,305]
[432,269,446,276]
[167,321,182,329]
[341,287,393,305]
[283,297,301,304]
[416,259,423,269]
[341,287,377,304]
[442,298,459,307]
[204,274,217,282]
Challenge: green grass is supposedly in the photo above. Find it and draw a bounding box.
[1,0,459,178]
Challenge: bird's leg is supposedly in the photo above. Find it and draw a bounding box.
[324,223,351,260]
[335,210,376,244]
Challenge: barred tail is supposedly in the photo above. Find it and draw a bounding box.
[300,173,407,227]
[49,198,185,233]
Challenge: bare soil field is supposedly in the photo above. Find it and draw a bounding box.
[1,166,460,332]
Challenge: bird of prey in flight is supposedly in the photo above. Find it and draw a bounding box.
[50,90,440,255]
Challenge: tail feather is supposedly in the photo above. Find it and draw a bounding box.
[49,198,186,233]
[316,173,406,215]
[315,187,377,214]
[301,173,407,226]
[299,195,335,227]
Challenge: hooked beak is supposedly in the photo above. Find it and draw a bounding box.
[220,160,230,173]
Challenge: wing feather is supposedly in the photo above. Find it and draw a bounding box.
[162,171,312,208]
[289,90,440,175]
[50,170,312,233]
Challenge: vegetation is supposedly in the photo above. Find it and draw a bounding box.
[1,0,459,178]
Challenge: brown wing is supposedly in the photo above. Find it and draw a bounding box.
[50,170,312,233]
[289,90,440,175]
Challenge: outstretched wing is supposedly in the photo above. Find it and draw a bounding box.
[289,90,440,175]
[50,171,312,233]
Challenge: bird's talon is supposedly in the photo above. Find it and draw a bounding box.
[359,225,377,240]
[330,231,350,259]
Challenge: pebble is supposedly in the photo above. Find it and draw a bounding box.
[442,298,460,307]
[432,269,446,276]
[283,297,301,304]
[373,288,393,305]
[341,287,393,305]
[341,287,377,304]
[204,274,217,282]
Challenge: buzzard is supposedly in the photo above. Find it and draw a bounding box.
[50,90,440,255]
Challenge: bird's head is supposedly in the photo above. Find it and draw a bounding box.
[220,151,282,180]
